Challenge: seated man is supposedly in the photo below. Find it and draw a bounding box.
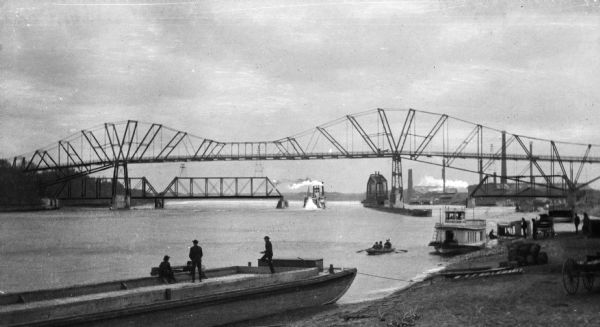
[158,255,177,284]
[488,229,497,240]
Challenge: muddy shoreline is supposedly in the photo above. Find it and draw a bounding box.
[228,232,600,327]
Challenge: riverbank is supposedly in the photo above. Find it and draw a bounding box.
[230,232,600,327]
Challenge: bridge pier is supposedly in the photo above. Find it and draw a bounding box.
[155,198,165,209]
[41,197,60,209]
[566,191,576,215]
[276,197,288,209]
[390,155,403,207]
[111,162,131,210]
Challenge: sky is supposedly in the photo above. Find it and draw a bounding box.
[1,0,600,193]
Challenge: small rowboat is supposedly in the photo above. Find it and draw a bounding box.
[366,247,395,255]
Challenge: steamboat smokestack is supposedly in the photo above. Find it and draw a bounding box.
[407,169,413,201]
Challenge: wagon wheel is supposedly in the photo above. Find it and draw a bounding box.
[562,258,580,295]
[582,273,594,292]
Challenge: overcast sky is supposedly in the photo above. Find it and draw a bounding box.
[1,0,599,192]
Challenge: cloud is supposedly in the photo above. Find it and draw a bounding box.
[2,1,600,192]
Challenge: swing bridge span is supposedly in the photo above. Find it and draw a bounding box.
[9,108,600,207]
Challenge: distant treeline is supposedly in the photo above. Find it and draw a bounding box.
[0,159,43,205]
[0,159,123,207]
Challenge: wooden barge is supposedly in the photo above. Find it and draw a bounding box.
[0,259,356,327]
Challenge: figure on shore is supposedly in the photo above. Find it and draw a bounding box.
[189,239,203,282]
[488,229,497,240]
[260,236,275,273]
[384,239,392,249]
[574,214,581,235]
[582,212,591,236]
[158,255,176,284]
[531,218,537,240]
[521,217,528,238]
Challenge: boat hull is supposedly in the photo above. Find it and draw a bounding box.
[365,247,395,255]
[0,266,356,327]
[363,204,432,217]
[88,270,355,327]
[429,242,485,255]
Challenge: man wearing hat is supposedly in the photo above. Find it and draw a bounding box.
[158,255,176,284]
[260,236,275,273]
[189,239,203,282]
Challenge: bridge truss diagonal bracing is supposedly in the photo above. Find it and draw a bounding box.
[9,109,600,196]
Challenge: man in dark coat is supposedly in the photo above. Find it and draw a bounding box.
[260,236,275,273]
[189,239,203,282]
[582,212,591,236]
[574,214,581,235]
[158,255,176,284]
[521,217,528,238]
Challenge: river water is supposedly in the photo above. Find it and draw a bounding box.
[0,201,542,303]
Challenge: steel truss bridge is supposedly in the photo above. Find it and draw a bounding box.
[58,176,282,208]
[9,108,600,207]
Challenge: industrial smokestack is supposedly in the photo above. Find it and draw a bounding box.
[407,169,413,200]
[501,131,507,184]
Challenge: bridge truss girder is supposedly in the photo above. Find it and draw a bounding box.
[53,176,282,201]
[10,109,600,194]
[469,174,572,199]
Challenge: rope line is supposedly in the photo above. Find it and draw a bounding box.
[357,272,410,282]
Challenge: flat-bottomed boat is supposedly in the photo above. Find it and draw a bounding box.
[0,259,356,327]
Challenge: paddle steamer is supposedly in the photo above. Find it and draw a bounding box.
[428,208,487,255]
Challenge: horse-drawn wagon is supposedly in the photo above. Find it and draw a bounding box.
[561,253,600,294]
[533,214,555,239]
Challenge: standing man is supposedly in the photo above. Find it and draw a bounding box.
[574,214,581,235]
[189,239,203,282]
[260,236,275,273]
[521,217,528,238]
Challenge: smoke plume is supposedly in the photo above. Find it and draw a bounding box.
[289,178,323,190]
[417,176,468,191]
